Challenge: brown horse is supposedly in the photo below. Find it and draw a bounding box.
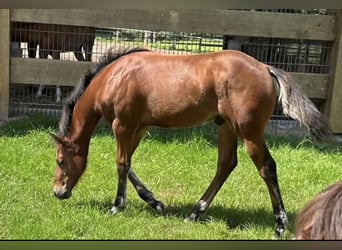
[295,180,342,240]
[50,47,330,238]
[11,22,95,102]
[11,22,95,61]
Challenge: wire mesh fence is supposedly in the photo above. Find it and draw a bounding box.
[236,9,336,15]
[9,10,334,136]
[232,38,330,74]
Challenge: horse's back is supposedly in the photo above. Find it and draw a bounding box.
[93,49,276,130]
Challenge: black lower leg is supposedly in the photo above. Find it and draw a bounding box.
[136,187,165,214]
[109,163,128,214]
[109,182,127,214]
[128,170,165,214]
[186,200,208,222]
[274,209,287,238]
[263,156,287,238]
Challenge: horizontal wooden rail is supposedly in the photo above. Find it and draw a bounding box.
[10,58,329,99]
[10,9,336,41]
[290,72,329,99]
[10,58,90,87]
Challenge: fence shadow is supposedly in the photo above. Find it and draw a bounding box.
[0,114,59,137]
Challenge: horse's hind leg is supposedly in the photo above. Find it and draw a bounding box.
[243,134,287,238]
[186,124,238,222]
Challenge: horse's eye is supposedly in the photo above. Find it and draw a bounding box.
[56,158,65,167]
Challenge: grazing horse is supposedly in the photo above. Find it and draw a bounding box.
[50,47,330,238]
[11,22,95,102]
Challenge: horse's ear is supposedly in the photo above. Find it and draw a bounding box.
[50,133,66,145]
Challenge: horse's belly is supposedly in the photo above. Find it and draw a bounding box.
[145,104,218,128]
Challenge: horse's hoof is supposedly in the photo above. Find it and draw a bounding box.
[153,201,166,215]
[273,228,285,240]
[184,213,197,223]
[107,206,121,215]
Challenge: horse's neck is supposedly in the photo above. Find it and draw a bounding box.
[68,98,101,152]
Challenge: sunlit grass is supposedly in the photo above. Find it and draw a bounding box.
[0,115,341,239]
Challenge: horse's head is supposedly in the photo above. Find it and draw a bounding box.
[50,133,87,200]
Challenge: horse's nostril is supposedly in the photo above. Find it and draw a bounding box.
[54,191,62,199]
[54,191,63,200]
[54,189,71,200]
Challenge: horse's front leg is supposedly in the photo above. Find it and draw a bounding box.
[128,127,165,214]
[108,120,135,214]
[109,123,166,215]
[128,169,165,214]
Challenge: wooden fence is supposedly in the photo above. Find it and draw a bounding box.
[1,9,342,133]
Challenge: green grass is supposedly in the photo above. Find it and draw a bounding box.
[0,115,341,240]
[95,36,222,54]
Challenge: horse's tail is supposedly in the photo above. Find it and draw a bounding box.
[268,66,331,142]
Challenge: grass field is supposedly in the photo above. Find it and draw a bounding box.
[0,115,341,240]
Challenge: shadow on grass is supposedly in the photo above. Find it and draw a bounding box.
[165,202,296,235]
[0,114,113,137]
[0,114,59,137]
[74,198,296,235]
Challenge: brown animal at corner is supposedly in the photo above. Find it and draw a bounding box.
[295,180,342,240]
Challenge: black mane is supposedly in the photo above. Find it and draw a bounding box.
[58,47,150,137]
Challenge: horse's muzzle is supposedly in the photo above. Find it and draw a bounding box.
[53,186,72,200]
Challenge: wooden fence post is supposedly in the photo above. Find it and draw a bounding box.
[0,9,10,121]
[325,10,342,133]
